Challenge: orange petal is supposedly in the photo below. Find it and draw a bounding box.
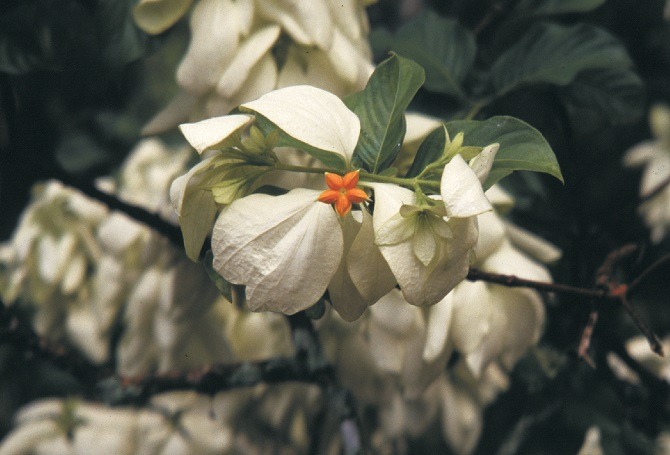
[342,170,360,189]
[346,188,369,203]
[318,189,340,204]
[324,172,344,190]
[335,194,352,217]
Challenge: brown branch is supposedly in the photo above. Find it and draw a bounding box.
[106,356,336,406]
[47,166,184,250]
[578,311,599,368]
[468,242,663,358]
[0,299,110,394]
[466,268,612,300]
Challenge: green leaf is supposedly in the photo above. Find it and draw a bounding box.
[345,54,425,173]
[96,0,147,69]
[204,250,233,301]
[512,0,606,16]
[405,126,447,178]
[491,23,632,96]
[560,68,645,125]
[445,116,563,188]
[387,10,476,99]
[252,113,347,171]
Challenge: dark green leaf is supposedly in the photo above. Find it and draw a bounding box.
[345,54,425,173]
[560,68,645,125]
[446,116,563,188]
[405,126,446,178]
[389,10,476,99]
[96,0,147,69]
[512,0,606,16]
[491,23,632,96]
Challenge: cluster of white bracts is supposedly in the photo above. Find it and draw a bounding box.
[0,386,322,455]
[0,139,236,374]
[0,2,563,453]
[317,183,558,455]
[133,0,375,133]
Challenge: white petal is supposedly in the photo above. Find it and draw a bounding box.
[216,26,281,99]
[277,46,353,96]
[179,114,254,154]
[328,213,368,321]
[347,208,397,304]
[372,184,478,306]
[368,289,422,373]
[484,184,515,209]
[37,234,75,284]
[140,91,196,135]
[169,157,219,260]
[439,376,482,455]
[422,292,455,362]
[449,281,493,355]
[224,53,279,108]
[622,142,658,167]
[0,420,60,455]
[60,253,86,295]
[256,0,333,48]
[472,210,506,263]
[503,221,562,264]
[132,0,194,35]
[212,189,343,314]
[640,152,670,197]
[176,0,252,94]
[324,29,373,87]
[327,0,364,42]
[241,85,360,163]
[441,154,492,218]
[469,143,499,185]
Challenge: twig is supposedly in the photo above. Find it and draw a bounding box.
[578,311,599,368]
[618,290,664,356]
[0,299,109,395]
[466,268,611,300]
[104,356,335,406]
[47,166,184,250]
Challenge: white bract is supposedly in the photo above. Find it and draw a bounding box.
[134,0,375,133]
[624,104,670,243]
[371,153,493,307]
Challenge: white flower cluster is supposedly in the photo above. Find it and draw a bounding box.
[170,85,502,320]
[0,386,322,455]
[133,0,375,133]
[317,184,558,454]
[0,139,236,374]
[624,104,670,243]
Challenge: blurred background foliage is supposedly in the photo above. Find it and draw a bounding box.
[1,0,670,453]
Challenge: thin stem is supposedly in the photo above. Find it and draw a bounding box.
[464,100,486,121]
[274,162,333,175]
[466,268,612,300]
[50,166,184,250]
[274,162,441,191]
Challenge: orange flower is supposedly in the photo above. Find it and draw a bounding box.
[317,170,369,217]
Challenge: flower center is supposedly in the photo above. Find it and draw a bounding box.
[317,170,369,217]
